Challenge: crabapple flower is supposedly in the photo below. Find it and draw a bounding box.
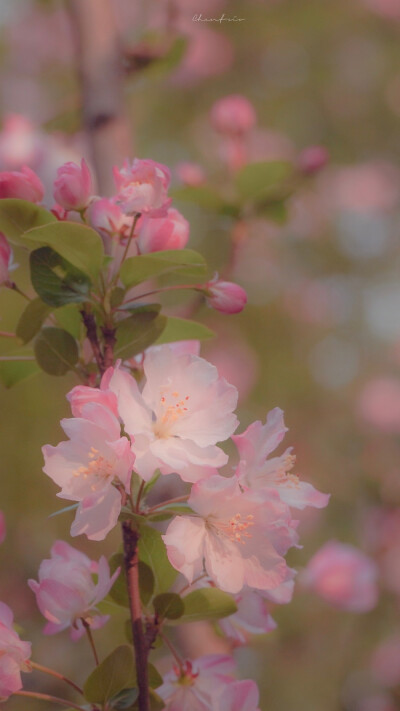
[205,275,247,315]
[88,197,133,241]
[158,655,236,711]
[0,234,12,286]
[67,376,119,420]
[218,589,276,645]
[210,95,257,135]
[0,165,44,202]
[215,680,260,711]
[105,345,238,482]
[302,541,379,612]
[28,540,119,639]
[176,162,206,187]
[162,475,297,594]
[0,602,31,700]
[137,208,189,253]
[42,403,135,540]
[234,408,329,510]
[53,159,93,211]
[113,158,171,216]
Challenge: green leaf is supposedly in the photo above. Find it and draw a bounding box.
[148,664,163,690]
[172,186,227,212]
[235,161,293,201]
[34,327,79,376]
[120,249,207,289]
[16,298,52,344]
[172,588,237,625]
[54,304,82,339]
[23,221,104,280]
[0,199,56,245]
[0,357,39,387]
[138,525,177,595]
[148,503,194,518]
[115,312,167,360]
[109,687,138,710]
[139,561,155,606]
[155,317,214,345]
[109,554,129,608]
[153,593,184,620]
[30,247,91,307]
[83,645,135,705]
[149,689,165,711]
[255,199,288,223]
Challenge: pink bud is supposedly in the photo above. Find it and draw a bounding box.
[205,275,247,314]
[302,541,378,612]
[0,165,44,203]
[137,208,190,254]
[0,234,12,286]
[53,158,93,211]
[298,145,329,175]
[210,95,257,135]
[176,162,206,187]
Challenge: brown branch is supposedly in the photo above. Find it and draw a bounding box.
[101,325,117,370]
[122,521,150,711]
[80,308,105,375]
[67,0,132,198]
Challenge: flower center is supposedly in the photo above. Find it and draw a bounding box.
[274,453,299,487]
[73,447,114,491]
[211,513,255,545]
[153,391,190,438]
[174,661,199,686]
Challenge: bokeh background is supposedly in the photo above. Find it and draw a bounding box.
[1,0,400,709]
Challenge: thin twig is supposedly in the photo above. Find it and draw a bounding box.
[14,690,86,710]
[30,660,84,695]
[82,619,100,666]
[146,495,190,515]
[80,307,105,375]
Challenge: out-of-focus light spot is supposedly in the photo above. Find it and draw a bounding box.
[309,336,359,389]
[364,281,400,341]
[336,211,391,260]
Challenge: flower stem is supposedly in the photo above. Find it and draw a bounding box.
[30,661,84,695]
[146,495,190,514]
[122,521,150,711]
[135,480,146,513]
[118,284,201,309]
[82,619,100,666]
[9,282,31,301]
[158,631,184,670]
[14,690,86,710]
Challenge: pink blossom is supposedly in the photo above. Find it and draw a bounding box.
[137,208,189,254]
[210,95,257,135]
[28,540,119,639]
[176,162,206,187]
[218,589,276,645]
[357,378,400,433]
[113,158,171,216]
[88,197,133,240]
[234,408,329,510]
[42,403,135,540]
[0,602,31,700]
[158,654,236,711]
[215,680,260,711]
[67,380,119,420]
[0,234,12,286]
[105,345,238,482]
[371,635,400,688]
[298,146,329,175]
[162,475,297,594]
[205,275,247,314]
[302,541,379,612]
[0,165,44,202]
[53,159,93,211]
[0,512,6,544]
[0,115,43,170]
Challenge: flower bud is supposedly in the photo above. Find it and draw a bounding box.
[137,208,189,254]
[210,95,257,135]
[0,234,12,286]
[53,158,93,211]
[0,165,44,203]
[298,145,329,175]
[205,275,247,314]
[176,162,206,187]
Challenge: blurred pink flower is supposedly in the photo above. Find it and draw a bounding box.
[158,654,236,711]
[234,408,329,510]
[302,541,379,612]
[298,146,329,175]
[215,680,260,711]
[113,158,171,216]
[28,541,119,639]
[176,162,206,187]
[357,378,400,433]
[371,635,400,688]
[163,474,297,594]
[218,589,276,645]
[0,115,43,170]
[205,275,247,314]
[42,403,134,540]
[204,332,259,403]
[322,163,400,213]
[0,165,44,202]
[106,346,238,482]
[137,208,189,253]
[0,512,6,545]
[171,27,233,85]
[361,0,400,20]
[210,95,257,135]
[0,602,31,701]
[0,235,12,286]
[53,159,93,212]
